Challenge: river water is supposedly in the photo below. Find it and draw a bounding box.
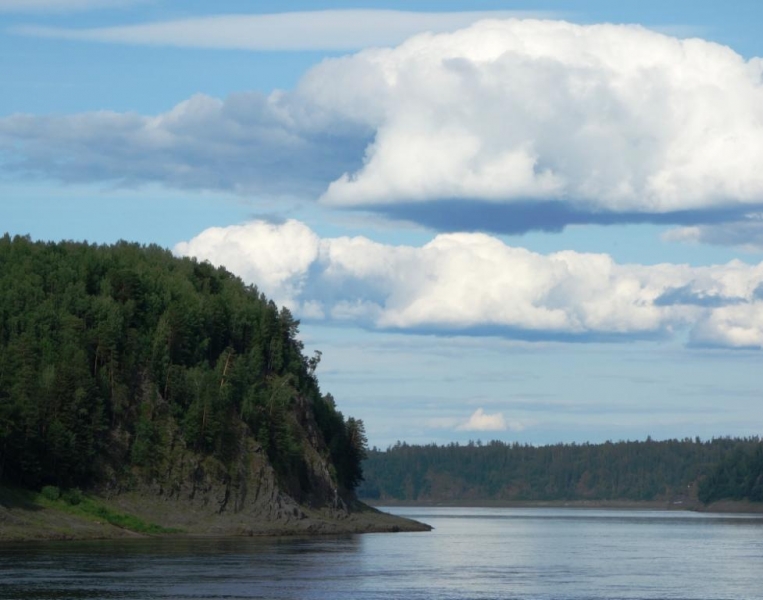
[2,507,762,600]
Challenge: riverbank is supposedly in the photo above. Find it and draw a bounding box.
[8,486,760,542]
[0,486,431,542]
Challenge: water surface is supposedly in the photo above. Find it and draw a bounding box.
[2,507,762,599]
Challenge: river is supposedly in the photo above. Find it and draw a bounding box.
[2,507,762,599]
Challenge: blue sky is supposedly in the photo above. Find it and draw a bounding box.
[2,0,763,448]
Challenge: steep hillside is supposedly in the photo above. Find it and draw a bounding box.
[0,235,426,536]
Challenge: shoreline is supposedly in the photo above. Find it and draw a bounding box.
[5,489,761,542]
[365,498,763,514]
[0,487,431,542]
[0,508,432,542]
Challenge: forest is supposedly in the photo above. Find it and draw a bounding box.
[1,234,759,510]
[359,437,763,505]
[697,442,763,503]
[0,235,367,500]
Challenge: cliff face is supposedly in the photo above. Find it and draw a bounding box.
[0,236,378,533]
[103,405,353,532]
[105,438,342,534]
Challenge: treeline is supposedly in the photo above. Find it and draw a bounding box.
[698,443,763,503]
[359,438,763,504]
[0,235,366,496]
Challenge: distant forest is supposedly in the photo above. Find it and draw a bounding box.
[0,235,367,499]
[359,438,763,505]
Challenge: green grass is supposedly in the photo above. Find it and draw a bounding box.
[69,498,181,534]
[24,487,182,534]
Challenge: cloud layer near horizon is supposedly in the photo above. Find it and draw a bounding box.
[4,19,763,236]
[174,219,763,349]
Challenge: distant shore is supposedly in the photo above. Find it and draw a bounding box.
[366,498,763,514]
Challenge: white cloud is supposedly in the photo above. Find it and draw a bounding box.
[174,220,320,309]
[175,219,763,349]
[0,0,141,11]
[457,408,508,432]
[12,10,552,50]
[663,218,763,252]
[316,19,763,215]
[692,304,763,348]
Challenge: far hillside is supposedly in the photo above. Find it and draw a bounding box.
[358,438,763,506]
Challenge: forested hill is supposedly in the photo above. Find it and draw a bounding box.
[0,235,367,515]
[359,438,763,505]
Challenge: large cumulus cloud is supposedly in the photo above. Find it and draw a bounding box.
[5,19,763,235]
[317,19,763,218]
[175,219,763,349]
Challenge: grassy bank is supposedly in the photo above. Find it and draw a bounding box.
[0,485,180,540]
[0,485,431,541]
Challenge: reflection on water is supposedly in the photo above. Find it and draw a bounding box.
[2,508,762,600]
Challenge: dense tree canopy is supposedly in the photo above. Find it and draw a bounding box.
[0,235,366,495]
[359,438,762,503]
[698,442,763,503]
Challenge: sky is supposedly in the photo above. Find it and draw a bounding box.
[2,0,763,448]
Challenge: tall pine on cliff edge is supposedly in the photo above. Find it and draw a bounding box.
[0,235,367,500]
